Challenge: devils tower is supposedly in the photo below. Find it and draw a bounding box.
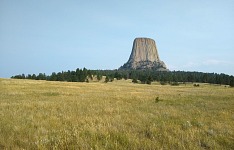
[119,38,169,71]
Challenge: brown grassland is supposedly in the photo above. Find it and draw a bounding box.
[0,78,233,149]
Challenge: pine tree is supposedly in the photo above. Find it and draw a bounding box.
[105,76,109,83]
[97,74,102,81]
[230,76,234,87]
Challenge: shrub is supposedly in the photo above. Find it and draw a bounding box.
[171,82,179,86]
[160,81,167,85]
[105,76,109,83]
[146,80,151,85]
[155,97,160,103]
[132,78,138,83]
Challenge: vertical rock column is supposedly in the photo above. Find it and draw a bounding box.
[128,38,160,63]
[119,37,168,71]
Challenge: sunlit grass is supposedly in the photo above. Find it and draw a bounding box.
[0,78,233,149]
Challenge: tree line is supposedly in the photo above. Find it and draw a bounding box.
[11,68,94,82]
[11,68,234,87]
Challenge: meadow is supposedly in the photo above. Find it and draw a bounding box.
[0,78,233,149]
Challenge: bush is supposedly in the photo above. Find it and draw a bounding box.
[171,82,179,86]
[132,78,138,83]
[105,76,109,83]
[146,80,151,85]
[160,81,167,85]
[155,97,160,103]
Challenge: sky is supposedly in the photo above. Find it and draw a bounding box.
[0,0,234,78]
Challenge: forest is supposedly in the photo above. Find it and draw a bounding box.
[11,68,234,87]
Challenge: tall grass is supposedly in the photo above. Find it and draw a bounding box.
[0,78,233,149]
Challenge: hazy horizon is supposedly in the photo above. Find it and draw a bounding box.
[1,0,234,78]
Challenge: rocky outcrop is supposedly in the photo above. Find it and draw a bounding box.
[119,38,169,71]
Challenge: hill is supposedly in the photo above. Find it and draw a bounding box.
[0,78,233,149]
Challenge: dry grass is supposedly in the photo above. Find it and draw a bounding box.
[0,78,234,149]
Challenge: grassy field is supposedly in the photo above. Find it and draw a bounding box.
[0,78,233,149]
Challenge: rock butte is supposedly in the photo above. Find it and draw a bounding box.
[119,38,169,71]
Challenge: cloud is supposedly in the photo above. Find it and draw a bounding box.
[181,59,232,69]
[170,59,234,74]
[183,62,199,68]
[202,59,231,66]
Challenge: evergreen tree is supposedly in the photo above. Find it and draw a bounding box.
[105,76,109,83]
[27,74,32,79]
[32,74,37,80]
[57,72,64,81]
[230,76,234,87]
[97,74,102,81]
[50,72,57,81]
[37,73,46,80]
[71,71,77,82]
[22,74,25,79]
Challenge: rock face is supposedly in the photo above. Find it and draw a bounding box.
[119,38,169,71]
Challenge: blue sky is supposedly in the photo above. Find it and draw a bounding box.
[0,0,233,78]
